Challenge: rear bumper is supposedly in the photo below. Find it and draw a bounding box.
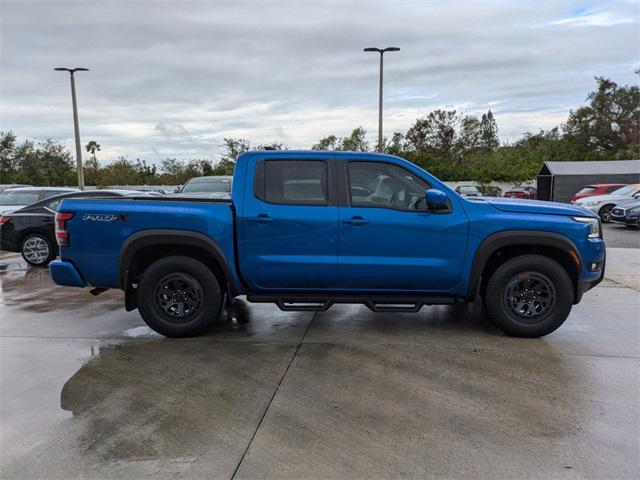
[50,260,86,287]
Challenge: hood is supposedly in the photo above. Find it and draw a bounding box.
[615,198,640,210]
[476,197,595,217]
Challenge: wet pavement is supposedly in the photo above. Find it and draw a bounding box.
[0,252,638,479]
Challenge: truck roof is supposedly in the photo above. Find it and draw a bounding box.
[239,150,401,161]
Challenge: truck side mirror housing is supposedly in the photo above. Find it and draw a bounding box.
[425,189,451,213]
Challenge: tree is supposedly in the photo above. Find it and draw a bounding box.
[38,139,74,186]
[85,141,101,160]
[311,128,369,152]
[312,135,339,151]
[339,127,369,151]
[406,110,460,160]
[458,115,482,153]
[101,156,140,185]
[383,132,406,156]
[134,159,158,184]
[565,75,640,153]
[480,110,499,151]
[0,131,17,183]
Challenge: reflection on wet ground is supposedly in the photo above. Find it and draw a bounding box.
[1,253,638,479]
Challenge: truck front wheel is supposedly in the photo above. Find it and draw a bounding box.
[138,255,223,337]
[484,254,573,338]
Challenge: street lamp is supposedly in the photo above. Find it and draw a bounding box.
[54,67,89,190]
[364,47,400,152]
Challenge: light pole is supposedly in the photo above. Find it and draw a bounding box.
[364,47,400,152]
[54,67,89,189]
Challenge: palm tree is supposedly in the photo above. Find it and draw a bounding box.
[85,140,101,161]
[84,141,101,186]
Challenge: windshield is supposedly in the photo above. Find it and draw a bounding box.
[577,187,596,195]
[459,186,479,193]
[181,178,231,193]
[0,191,40,205]
[610,185,637,197]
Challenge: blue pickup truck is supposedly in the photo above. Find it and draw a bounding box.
[50,151,605,338]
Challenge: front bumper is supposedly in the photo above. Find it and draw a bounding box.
[50,260,86,287]
[611,210,639,226]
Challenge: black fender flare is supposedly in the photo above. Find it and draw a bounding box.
[465,230,581,301]
[119,229,236,304]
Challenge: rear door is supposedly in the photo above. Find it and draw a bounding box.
[238,155,338,291]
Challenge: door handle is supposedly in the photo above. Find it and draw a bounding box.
[248,214,275,224]
[343,216,369,225]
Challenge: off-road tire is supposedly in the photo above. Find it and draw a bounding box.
[138,255,223,337]
[484,254,573,338]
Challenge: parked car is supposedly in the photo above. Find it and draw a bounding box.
[0,187,78,214]
[454,185,481,197]
[574,184,640,222]
[610,198,640,228]
[172,176,232,199]
[570,184,627,203]
[504,186,537,200]
[50,151,604,339]
[0,184,31,193]
[0,190,152,266]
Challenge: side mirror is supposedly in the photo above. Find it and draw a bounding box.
[633,193,640,199]
[425,189,451,213]
[174,187,182,193]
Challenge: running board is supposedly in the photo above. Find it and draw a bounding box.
[246,293,456,313]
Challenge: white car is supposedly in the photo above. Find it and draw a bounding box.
[0,187,78,214]
[170,176,232,199]
[574,184,640,222]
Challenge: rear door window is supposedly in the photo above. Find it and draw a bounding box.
[255,160,329,205]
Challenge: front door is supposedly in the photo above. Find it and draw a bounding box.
[338,160,468,292]
[239,156,338,291]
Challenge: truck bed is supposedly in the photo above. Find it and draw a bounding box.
[58,197,236,289]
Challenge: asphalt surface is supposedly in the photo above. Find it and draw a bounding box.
[0,249,638,479]
[602,222,640,249]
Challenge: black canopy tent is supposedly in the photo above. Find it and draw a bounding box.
[537,160,640,202]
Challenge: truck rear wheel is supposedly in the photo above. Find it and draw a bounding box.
[138,255,223,337]
[484,254,573,338]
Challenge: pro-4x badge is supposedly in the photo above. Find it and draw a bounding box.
[81,214,123,222]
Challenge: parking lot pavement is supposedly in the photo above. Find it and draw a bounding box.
[602,223,640,249]
[1,252,638,479]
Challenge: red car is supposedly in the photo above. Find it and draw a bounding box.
[504,186,537,199]
[570,184,626,203]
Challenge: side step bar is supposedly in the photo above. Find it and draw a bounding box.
[247,293,457,313]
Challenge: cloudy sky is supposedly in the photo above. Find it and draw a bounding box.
[1,0,638,164]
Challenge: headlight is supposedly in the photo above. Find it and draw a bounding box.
[585,201,602,206]
[572,216,601,238]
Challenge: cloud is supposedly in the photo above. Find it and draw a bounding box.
[0,0,638,163]
[154,122,193,141]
